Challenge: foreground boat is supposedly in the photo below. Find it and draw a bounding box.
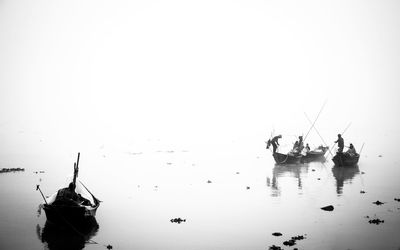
[332,152,360,167]
[273,152,302,165]
[40,153,100,225]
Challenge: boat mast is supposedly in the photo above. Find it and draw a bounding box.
[72,152,80,188]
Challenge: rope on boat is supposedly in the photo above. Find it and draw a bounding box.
[275,153,290,164]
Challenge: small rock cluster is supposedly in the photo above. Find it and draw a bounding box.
[170,218,186,224]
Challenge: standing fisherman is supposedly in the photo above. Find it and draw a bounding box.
[335,134,344,153]
[267,135,282,154]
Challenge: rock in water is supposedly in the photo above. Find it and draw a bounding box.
[321,205,334,211]
[272,232,282,236]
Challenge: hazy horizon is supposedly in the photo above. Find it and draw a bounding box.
[1,0,399,168]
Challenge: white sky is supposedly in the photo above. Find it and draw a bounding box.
[1,0,400,153]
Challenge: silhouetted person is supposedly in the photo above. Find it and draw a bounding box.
[305,143,311,152]
[298,136,304,151]
[267,135,282,154]
[346,143,356,156]
[335,134,344,153]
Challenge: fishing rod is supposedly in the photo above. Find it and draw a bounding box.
[304,112,334,157]
[303,100,327,142]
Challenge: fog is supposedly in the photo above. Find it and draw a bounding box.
[1,0,400,157]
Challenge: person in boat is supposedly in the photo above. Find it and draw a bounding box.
[55,182,80,204]
[305,143,311,152]
[335,134,344,153]
[267,135,282,154]
[345,143,357,156]
[298,136,304,151]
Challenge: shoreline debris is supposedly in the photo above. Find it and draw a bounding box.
[0,168,25,173]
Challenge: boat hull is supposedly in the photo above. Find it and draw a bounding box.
[273,152,302,165]
[332,153,359,167]
[43,203,99,225]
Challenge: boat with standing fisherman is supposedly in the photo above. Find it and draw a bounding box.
[37,153,100,225]
[332,152,360,167]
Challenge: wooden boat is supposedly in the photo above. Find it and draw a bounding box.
[273,152,302,165]
[40,153,100,225]
[332,152,360,167]
[301,146,329,163]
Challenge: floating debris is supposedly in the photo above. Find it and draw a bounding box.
[360,190,366,194]
[106,245,113,249]
[394,198,400,202]
[361,171,365,174]
[207,180,212,184]
[321,205,334,211]
[283,239,295,246]
[272,232,282,236]
[236,172,240,174]
[269,245,282,250]
[0,168,25,173]
[368,218,384,225]
[312,169,316,172]
[246,186,250,190]
[166,162,172,165]
[378,155,382,157]
[170,218,186,224]
[372,200,385,206]
[282,234,306,247]
[317,178,321,180]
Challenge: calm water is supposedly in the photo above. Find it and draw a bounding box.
[1,140,400,250]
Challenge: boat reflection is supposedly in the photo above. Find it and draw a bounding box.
[37,217,99,250]
[267,163,310,196]
[331,165,360,195]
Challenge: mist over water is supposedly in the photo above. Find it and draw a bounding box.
[1,0,400,249]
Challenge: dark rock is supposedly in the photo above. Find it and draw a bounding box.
[372,200,385,205]
[321,205,334,211]
[268,245,282,250]
[106,245,113,249]
[272,232,282,236]
[283,239,296,246]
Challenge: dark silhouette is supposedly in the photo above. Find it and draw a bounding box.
[267,135,282,154]
[37,218,99,250]
[346,143,357,156]
[335,134,344,153]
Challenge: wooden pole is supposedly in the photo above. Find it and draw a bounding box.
[304,112,334,157]
[303,100,327,142]
[36,185,48,205]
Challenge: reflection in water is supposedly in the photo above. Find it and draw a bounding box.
[331,165,360,195]
[268,163,310,196]
[37,218,99,250]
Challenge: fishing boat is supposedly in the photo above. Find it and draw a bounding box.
[332,152,360,167]
[273,152,302,165]
[301,146,329,163]
[38,153,100,225]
